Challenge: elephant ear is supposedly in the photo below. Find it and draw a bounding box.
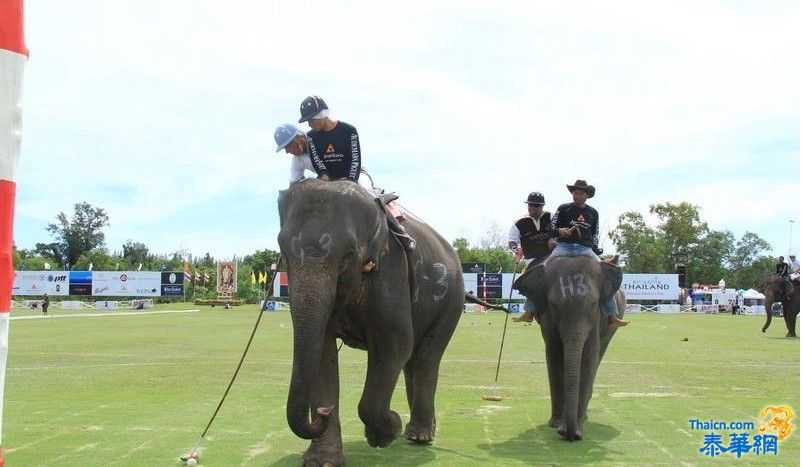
[513,263,548,311]
[599,262,623,304]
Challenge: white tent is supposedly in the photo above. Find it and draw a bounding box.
[742,289,765,300]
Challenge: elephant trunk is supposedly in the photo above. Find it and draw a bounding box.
[562,332,586,442]
[286,273,337,439]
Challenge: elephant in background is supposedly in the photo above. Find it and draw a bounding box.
[277,179,464,466]
[513,256,624,441]
[761,276,800,338]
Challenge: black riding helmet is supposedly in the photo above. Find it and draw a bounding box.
[298,95,328,123]
[525,192,545,206]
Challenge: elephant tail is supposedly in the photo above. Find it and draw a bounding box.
[464,292,508,312]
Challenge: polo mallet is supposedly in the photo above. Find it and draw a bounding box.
[181,257,284,464]
[482,259,522,402]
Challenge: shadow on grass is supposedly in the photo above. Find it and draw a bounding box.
[268,438,451,466]
[477,422,622,464]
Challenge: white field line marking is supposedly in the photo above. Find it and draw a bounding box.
[10,362,179,371]
[609,392,682,398]
[10,309,200,320]
[634,429,673,458]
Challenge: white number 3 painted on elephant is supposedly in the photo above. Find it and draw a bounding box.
[559,273,589,298]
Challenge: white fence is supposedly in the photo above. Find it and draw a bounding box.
[12,299,154,310]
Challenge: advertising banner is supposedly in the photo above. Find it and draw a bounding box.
[92,271,161,297]
[477,273,503,299]
[69,271,92,296]
[462,262,486,273]
[12,271,69,296]
[621,274,680,301]
[161,272,184,296]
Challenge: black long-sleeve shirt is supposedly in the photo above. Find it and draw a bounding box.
[307,121,361,181]
[550,202,600,249]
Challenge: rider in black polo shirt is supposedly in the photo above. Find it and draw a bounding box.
[298,95,361,182]
[545,179,629,328]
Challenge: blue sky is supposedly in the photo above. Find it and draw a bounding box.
[13,0,800,261]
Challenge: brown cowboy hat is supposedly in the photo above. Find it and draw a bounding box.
[566,179,595,198]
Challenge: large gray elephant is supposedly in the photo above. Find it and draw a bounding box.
[277,179,464,466]
[513,256,624,442]
[760,276,800,338]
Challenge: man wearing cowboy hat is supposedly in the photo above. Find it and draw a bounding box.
[298,95,361,182]
[545,179,629,328]
[508,191,555,323]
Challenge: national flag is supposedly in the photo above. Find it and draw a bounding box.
[259,271,267,284]
[251,271,256,285]
[194,271,201,283]
[204,272,210,285]
[1,1,28,460]
[184,272,191,283]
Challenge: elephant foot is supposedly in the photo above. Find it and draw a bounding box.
[302,447,345,467]
[404,421,436,444]
[365,411,402,448]
[557,422,582,442]
[762,325,769,333]
[786,332,798,338]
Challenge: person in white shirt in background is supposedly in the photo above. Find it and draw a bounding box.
[789,254,800,280]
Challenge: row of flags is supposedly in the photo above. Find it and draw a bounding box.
[184,271,211,285]
[250,271,273,285]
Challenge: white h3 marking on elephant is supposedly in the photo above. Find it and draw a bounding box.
[559,273,589,298]
[291,232,332,266]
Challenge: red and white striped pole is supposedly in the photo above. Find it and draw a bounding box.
[1,0,28,464]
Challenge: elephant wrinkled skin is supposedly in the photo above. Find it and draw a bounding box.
[513,256,624,441]
[277,179,464,466]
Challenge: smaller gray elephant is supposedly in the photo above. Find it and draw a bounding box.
[513,256,624,441]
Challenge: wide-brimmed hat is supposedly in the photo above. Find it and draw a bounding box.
[525,192,545,206]
[566,179,595,198]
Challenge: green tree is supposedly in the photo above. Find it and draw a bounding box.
[609,202,775,289]
[43,202,110,268]
[121,240,149,270]
[75,249,116,271]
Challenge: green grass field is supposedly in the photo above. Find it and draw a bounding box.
[4,304,800,466]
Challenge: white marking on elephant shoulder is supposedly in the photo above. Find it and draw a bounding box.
[609,392,681,398]
[75,444,97,452]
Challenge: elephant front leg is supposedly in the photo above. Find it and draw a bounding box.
[359,336,412,448]
[303,337,345,467]
[403,330,456,444]
[542,327,564,428]
[575,330,601,440]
